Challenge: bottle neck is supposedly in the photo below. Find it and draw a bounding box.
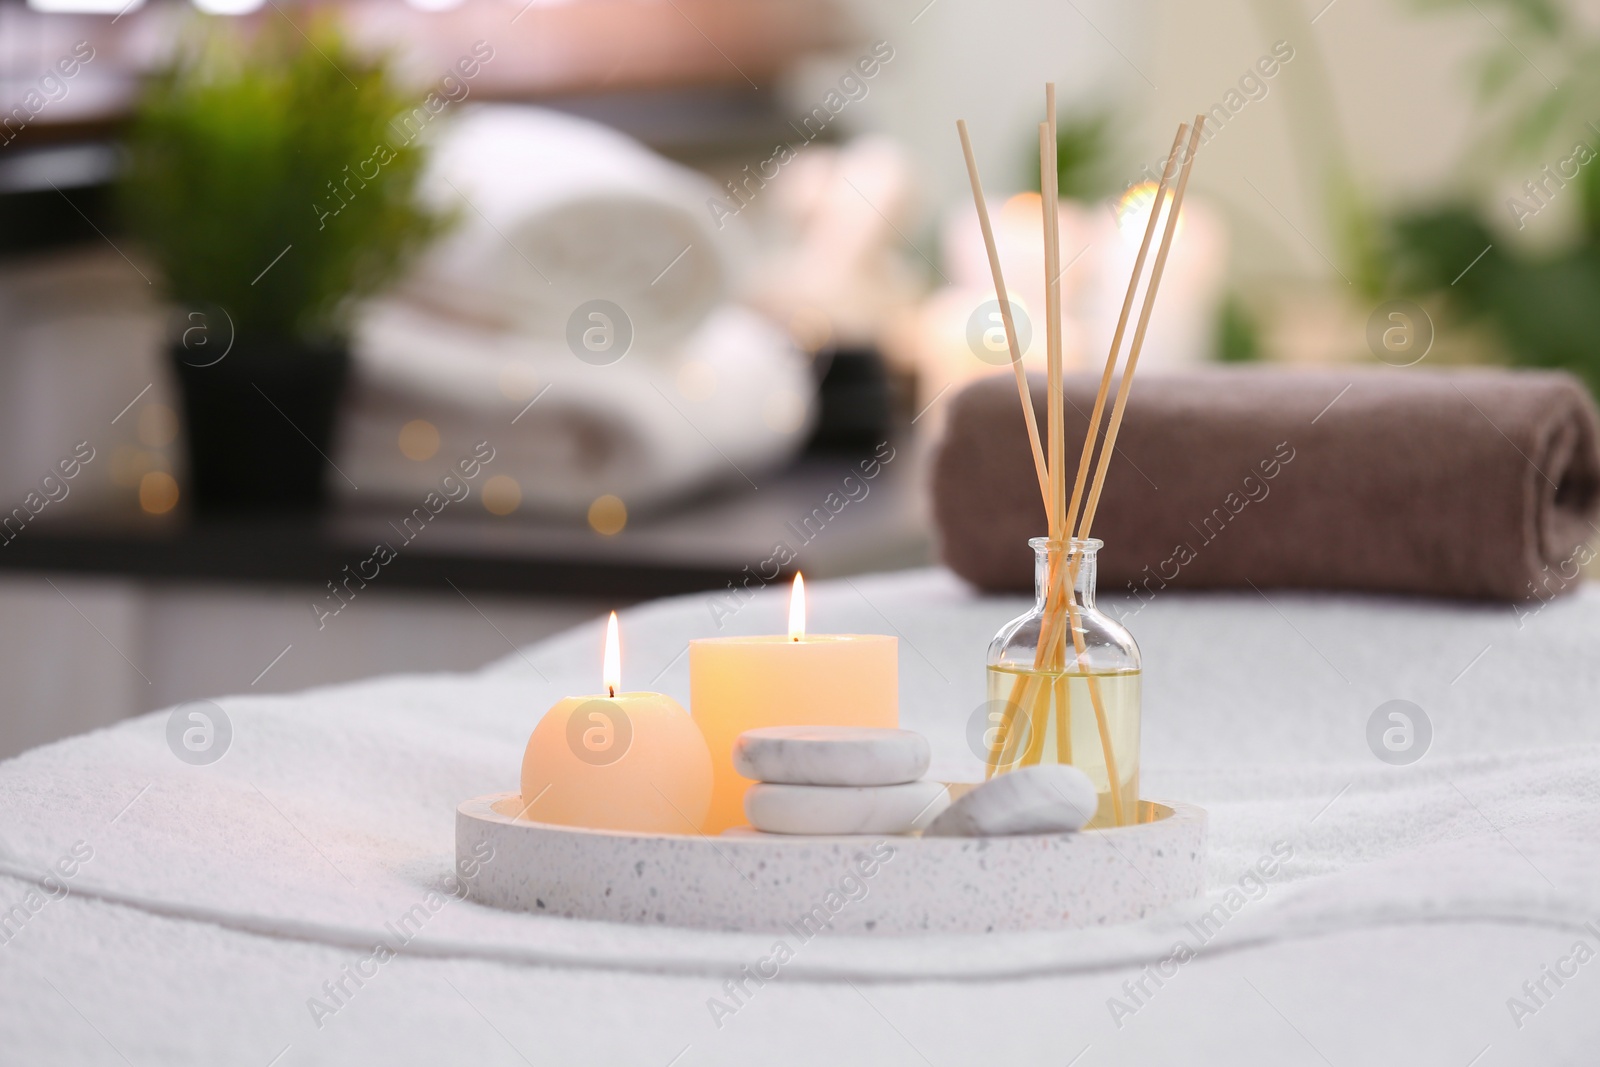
[1032,539,1098,610]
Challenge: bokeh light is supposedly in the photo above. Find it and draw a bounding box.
[139,471,180,514]
[497,365,542,403]
[587,494,628,536]
[398,419,441,462]
[482,475,521,516]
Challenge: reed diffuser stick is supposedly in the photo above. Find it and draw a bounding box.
[1064,123,1187,537]
[1044,85,1065,537]
[956,119,1050,514]
[1033,108,1074,778]
[1018,117,1200,823]
[1043,124,1187,824]
[1078,116,1206,540]
[1052,674,1072,764]
[986,114,1068,778]
[1040,119,1064,539]
[967,103,1206,815]
[1049,566,1125,823]
[1063,117,1202,824]
[985,117,1067,778]
[1041,93,1076,752]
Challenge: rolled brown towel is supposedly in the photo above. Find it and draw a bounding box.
[931,368,1600,602]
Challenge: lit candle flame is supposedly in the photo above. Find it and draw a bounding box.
[1116,180,1182,242]
[788,573,806,641]
[603,611,621,697]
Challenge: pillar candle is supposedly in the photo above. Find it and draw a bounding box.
[689,575,897,832]
[521,612,712,833]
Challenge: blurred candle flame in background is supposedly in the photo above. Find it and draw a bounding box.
[1115,181,1184,243]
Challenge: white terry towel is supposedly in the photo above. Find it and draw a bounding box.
[338,300,816,517]
[403,105,735,352]
[2,572,1600,980]
[4,573,1600,1063]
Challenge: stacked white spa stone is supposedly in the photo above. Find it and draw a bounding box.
[734,726,949,835]
[733,726,1103,837]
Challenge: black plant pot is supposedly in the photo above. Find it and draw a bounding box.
[171,334,351,516]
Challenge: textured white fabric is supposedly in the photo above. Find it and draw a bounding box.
[340,104,809,518]
[2,569,1598,1064]
[403,105,734,350]
[341,302,814,517]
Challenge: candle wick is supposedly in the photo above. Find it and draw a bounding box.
[607,685,616,698]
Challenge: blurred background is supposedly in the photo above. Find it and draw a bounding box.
[1,0,1594,757]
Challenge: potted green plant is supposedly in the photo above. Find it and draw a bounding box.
[121,22,448,514]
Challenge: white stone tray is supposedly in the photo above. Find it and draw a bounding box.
[457,792,1206,935]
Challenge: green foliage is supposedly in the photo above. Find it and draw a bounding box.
[1386,201,1600,396]
[1215,294,1262,363]
[121,21,449,343]
[1377,0,1600,397]
[1413,0,1600,167]
[1025,110,1120,201]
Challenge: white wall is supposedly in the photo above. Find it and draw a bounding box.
[821,0,1501,283]
[796,0,1148,219]
[0,576,605,761]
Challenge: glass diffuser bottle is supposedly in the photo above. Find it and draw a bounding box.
[986,537,1140,828]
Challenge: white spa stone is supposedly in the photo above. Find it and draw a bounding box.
[732,725,930,787]
[924,765,1097,837]
[744,780,950,835]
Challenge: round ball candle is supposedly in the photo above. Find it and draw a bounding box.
[521,612,712,833]
[689,574,897,832]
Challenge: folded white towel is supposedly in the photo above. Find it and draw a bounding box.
[339,300,815,516]
[403,105,737,353]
